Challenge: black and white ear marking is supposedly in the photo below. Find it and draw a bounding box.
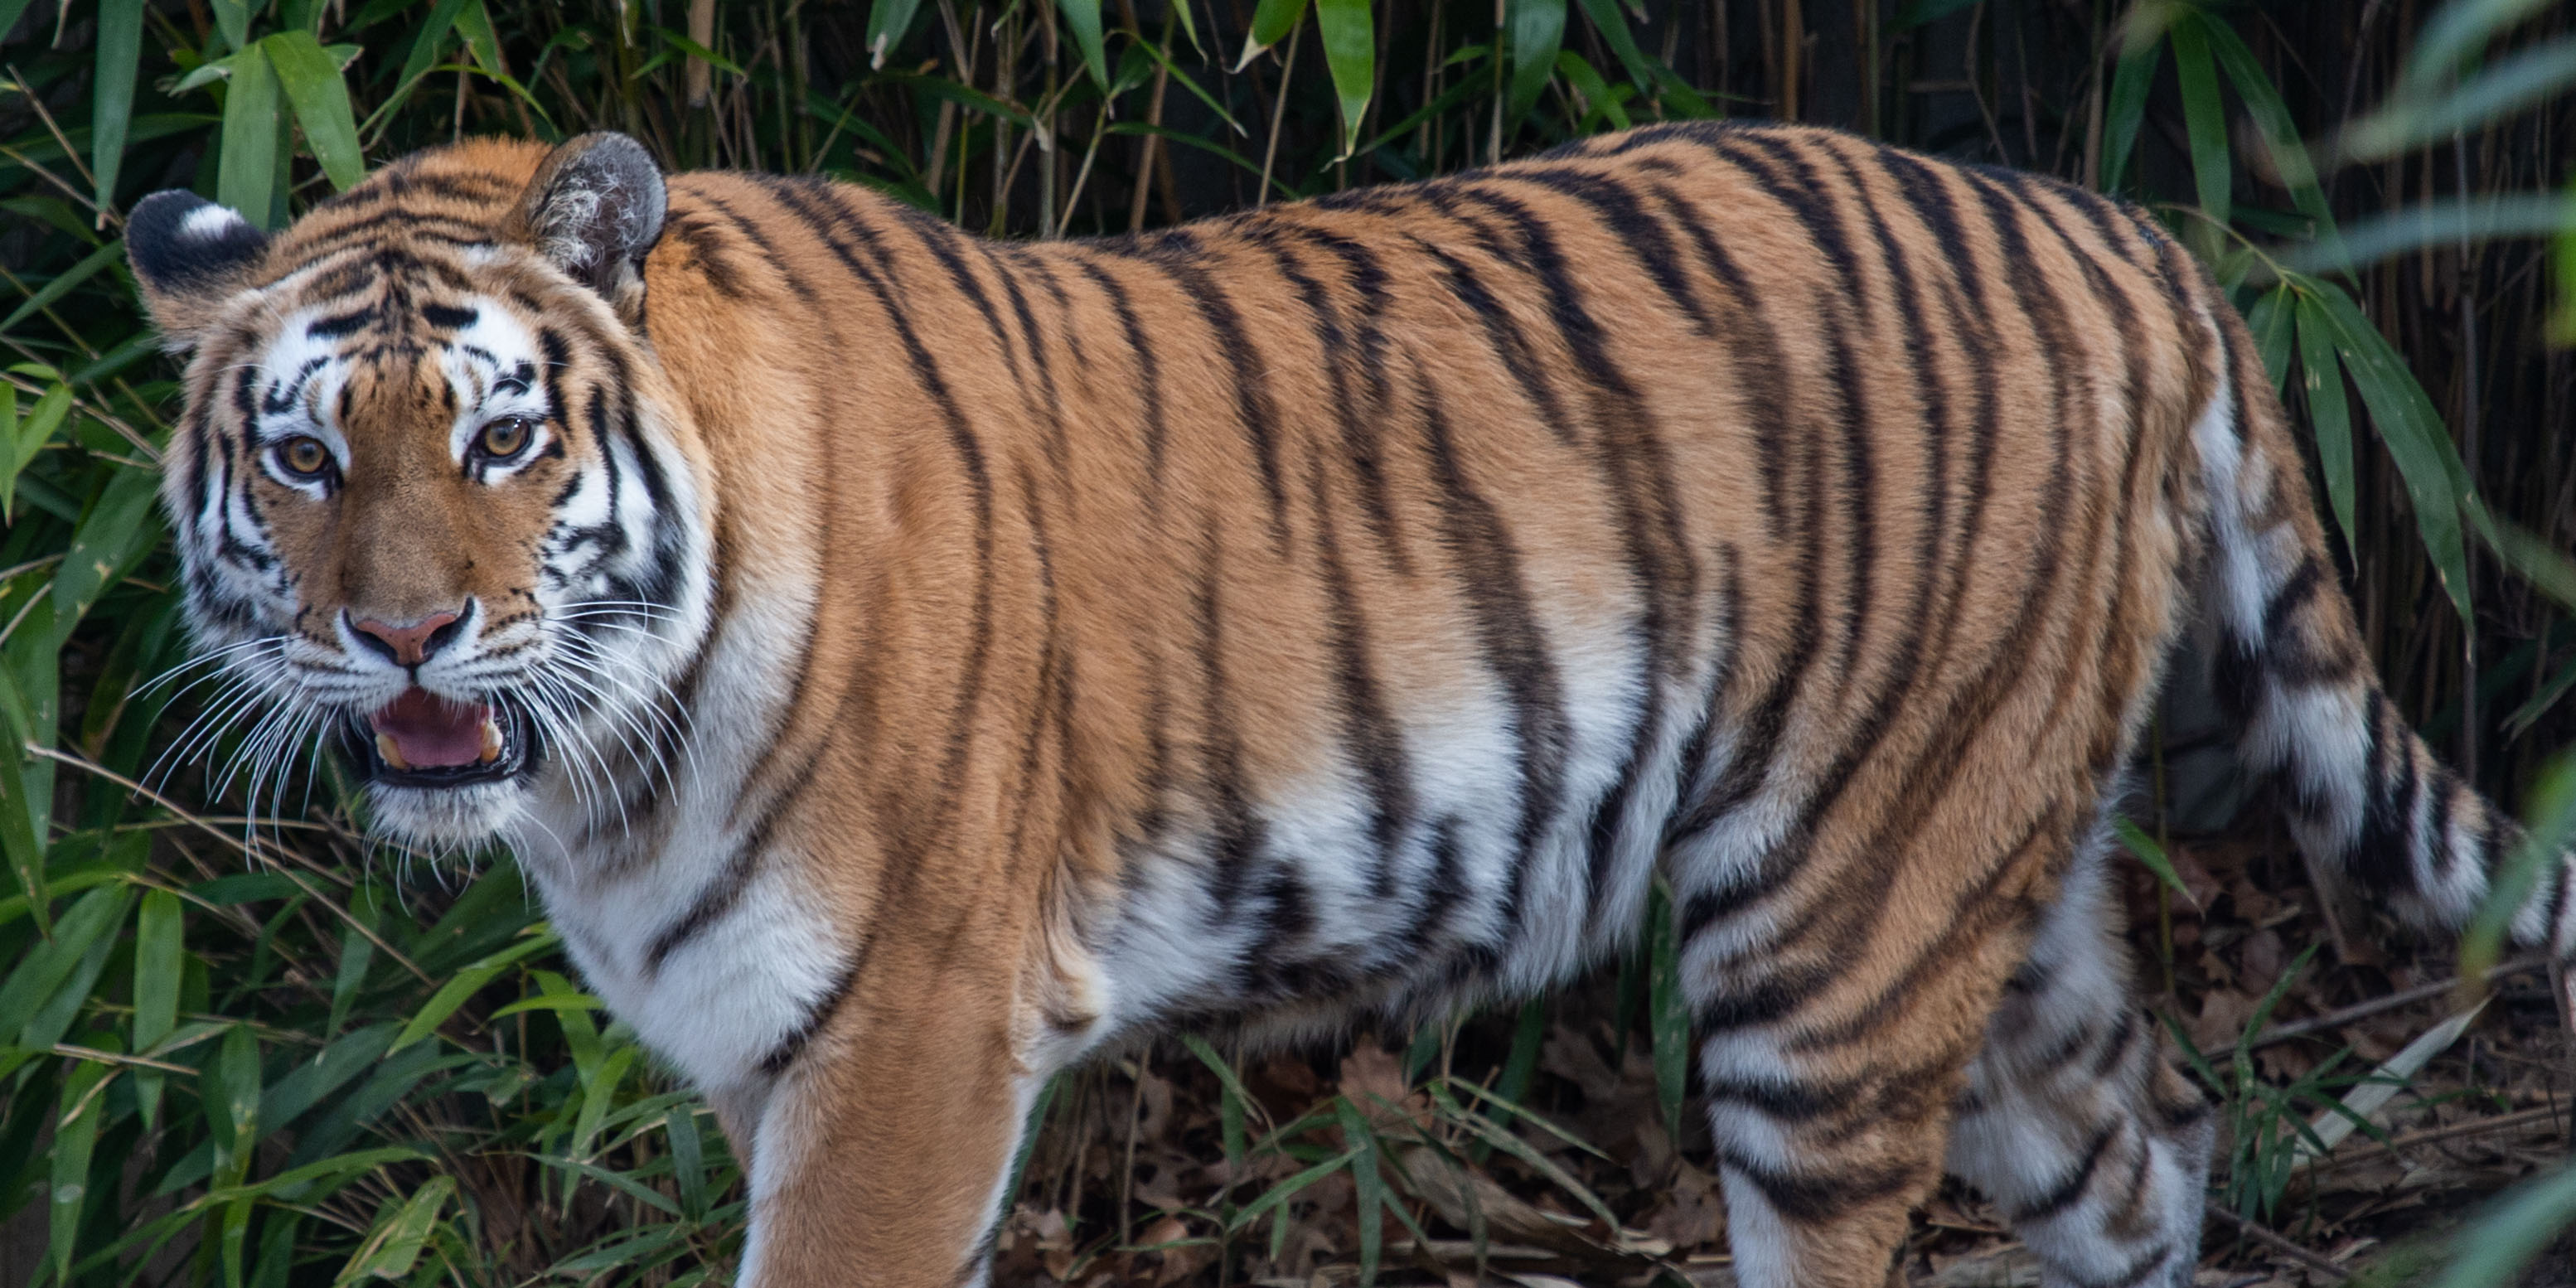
[126,190,269,349]
[514,133,666,308]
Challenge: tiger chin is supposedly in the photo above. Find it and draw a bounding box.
[132,125,2576,1288]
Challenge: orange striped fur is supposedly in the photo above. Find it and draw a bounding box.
[128,123,2576,1288]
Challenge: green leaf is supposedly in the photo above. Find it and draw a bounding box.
[1180,1034,1251,1168]
[2433,1159,2576,1288]
[1314,0,1375,157]
[1554,49,1629,131]
[1572,0,1654,90]
[264,31,367,191]
[327,885,378,1036]
[666,1105,709,1219]
[208,1022,264,1189]
[396,0,474,96]
[2308,279,2475,624]
[387,929,558,1053]
[49,462,163,647]
[2294,295,2360,561]
[2288,193,2576,275]
[51,1058,113,1284]
[134,888,182,1128]
[333,1176,453,1285]
[2168,14,2230,236]
[2099,24,2163,194]
[2,380,71,523]
[2245,283,2294,390]
[864,0,926,69]
[1648,880,1688,1143]
[2355,35,2576,161]
[93,0,148,212]
[0,884,133,1053]
[2113,817,2193,902]
[1506,0,1567,123]
[1334,1098,1386,1286]
[217,48,283,231]
[1239,0,1310,68]
[211,0,253,51]
[2409,0,2559,90]
[1055,0,1110,90]
[2200,16,2341,261]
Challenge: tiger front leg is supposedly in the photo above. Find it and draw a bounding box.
[736,932,1043,1288]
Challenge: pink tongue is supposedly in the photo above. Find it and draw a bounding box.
[369,689,490,768]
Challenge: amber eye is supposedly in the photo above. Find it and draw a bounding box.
[477,416,535,461]
[274,435,332,478]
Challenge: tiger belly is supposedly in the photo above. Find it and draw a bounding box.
[1087,605,1725,1043]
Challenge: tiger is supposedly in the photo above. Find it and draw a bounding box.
[124,119,2576,1287]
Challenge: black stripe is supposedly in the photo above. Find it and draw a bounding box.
[758,177,996,874]
[1189,512,1268,918]
[1716,1149,1925,1225]
[1071,257,1174,502]
[1279,224,1406,573]
[2012,1121,2121,1223]
[1105,231,1292,550]
[758,948,865,1077]
[1409,366,1567,944]
[1305,459,1416,898]
[1504,165,1716,336]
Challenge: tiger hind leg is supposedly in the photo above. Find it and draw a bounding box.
[1944,821,2213,1288]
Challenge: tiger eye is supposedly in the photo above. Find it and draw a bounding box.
[479,417,532,459]
[277,436,330,477]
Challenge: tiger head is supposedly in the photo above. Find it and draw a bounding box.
[128,134,713,850]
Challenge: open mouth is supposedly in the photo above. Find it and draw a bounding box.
[346,688,540,787]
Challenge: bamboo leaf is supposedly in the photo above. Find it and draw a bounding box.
[332,1176,453,1285]
[264,31,366,191]
[2295,294,2360,561]
[864,0,926,69]
[1314,0,1375,158]
[2,380,73,522]
[2309,279,2474,624]
[1505,0,1567,123]
[1334,1098,1386,1286]
[134,887,182,1129]
[1055,0,1110,90]
[217,48,283,231]
[51,1058,113,1284]
[211,0,253,51]
[92,0,147,213]
[387,930,558,1053]
[2357,34,2576,160]
[396,0,474,94]
[1240,0,1310,69]
[2246,283,2294,390]
[2168,13,2230,235]
[2200,16,2340,259]
[2099,10,2167,193]
[1571,0,1654,90]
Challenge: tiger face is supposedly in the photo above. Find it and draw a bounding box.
[128,136,711,849]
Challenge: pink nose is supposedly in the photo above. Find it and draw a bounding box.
[349,608,463,666]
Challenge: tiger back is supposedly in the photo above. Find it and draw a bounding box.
[126,120,2576,1288]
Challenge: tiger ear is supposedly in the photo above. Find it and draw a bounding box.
[125,191,269,351]
[511,132,666,312]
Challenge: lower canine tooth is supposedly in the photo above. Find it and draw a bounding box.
[478,717,502,763]
[375,733,409,772]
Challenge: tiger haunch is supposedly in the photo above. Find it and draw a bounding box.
[129,122,2575,1288]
